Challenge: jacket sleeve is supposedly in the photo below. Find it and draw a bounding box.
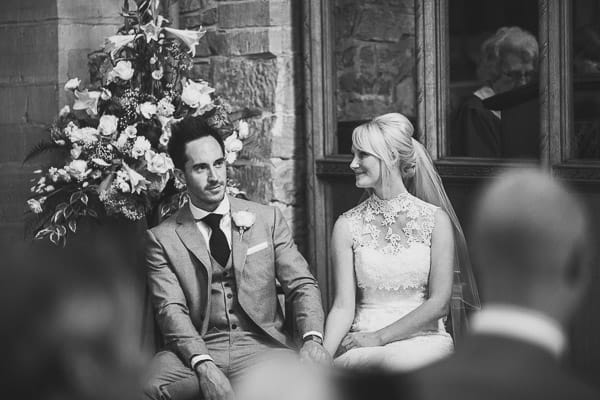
[145,229,209,365]
[270,207,325,336]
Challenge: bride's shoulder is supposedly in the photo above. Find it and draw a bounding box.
[340,198,370,220]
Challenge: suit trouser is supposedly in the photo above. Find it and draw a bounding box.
[143,332,291,400]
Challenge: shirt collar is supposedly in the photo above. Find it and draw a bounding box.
[189,196,230,220]
[471,304,567,358]
[473,86,501,120]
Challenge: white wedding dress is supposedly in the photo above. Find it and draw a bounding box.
[334,192,453,371]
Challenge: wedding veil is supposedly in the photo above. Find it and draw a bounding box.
[408,138,481,343]
[407,138,481,342]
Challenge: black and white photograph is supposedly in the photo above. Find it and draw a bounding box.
[3,0,600,399]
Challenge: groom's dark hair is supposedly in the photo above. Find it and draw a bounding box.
[168,116,225,170]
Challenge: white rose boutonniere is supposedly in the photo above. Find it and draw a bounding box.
[231,211,256,239]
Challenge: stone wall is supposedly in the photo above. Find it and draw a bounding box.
[0,0,121,244]
[178,0,307,249]
[335,0,416,122]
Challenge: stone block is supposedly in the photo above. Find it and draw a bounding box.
[218,1,270,29]
[209,29,271,56]
[211,57,278,112]
[0,25,59,85]
[271,114,304,159]
[271,158,304,205]
[179,0,210,13]
[57,0,122,20]
[0,124,47,163]
[239,116,274,161]
[181,8,217,28]
[394,76,416,118]
[0,125,26,163]
[228,162,272,204]
[0,0,57,23]
[0,164,35,225]
[275,56,301,112]
[0,85,58,125]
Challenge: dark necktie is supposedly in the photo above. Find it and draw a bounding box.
[202,213,230,266]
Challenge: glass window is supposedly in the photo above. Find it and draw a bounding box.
[448,0,540,159]
[571,0,600,160]
[333,1,416,154]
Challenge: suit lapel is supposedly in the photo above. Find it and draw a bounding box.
[175,204,211,275]
[229,196,249,284]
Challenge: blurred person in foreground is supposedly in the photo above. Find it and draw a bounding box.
[143,116,327,400]
[0,234,148,400]
[410,169,599,400]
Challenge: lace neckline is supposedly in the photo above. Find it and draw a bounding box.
[365,192,414,226]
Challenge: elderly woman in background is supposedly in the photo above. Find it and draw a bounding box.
[453,26,539,158]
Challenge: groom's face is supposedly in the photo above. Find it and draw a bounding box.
[180,136,227,211]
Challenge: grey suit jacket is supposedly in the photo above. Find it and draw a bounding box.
[145,196,325,364]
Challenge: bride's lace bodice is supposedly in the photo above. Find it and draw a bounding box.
[342,192,446,333]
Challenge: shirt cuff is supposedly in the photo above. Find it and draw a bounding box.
[302,331,323,341]
[190,354,214,370]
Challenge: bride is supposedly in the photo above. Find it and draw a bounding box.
[323,113,479,371]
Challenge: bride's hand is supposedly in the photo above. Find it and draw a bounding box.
[340,332,383,351]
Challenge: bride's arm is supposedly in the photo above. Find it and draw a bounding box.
[323,217,356,356]
[375,209,455,345]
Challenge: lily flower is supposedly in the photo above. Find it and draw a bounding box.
[164,26,207,57]
[73,89,101,115]
[121,162,150,194]
[141,15,165,43]
[104,34,136,58]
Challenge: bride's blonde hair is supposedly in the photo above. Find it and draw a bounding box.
[352,113,416,198]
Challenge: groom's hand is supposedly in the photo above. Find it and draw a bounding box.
[195,361,235,400]
[300,341,332,365]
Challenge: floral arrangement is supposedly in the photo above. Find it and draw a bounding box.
[25,0,252,245]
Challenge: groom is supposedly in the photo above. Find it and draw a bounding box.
[143,116,327,400]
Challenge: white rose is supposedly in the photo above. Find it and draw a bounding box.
[59,105,71,117]
[145,151,174,175]
[111,60,134,81]
[124,125,138,138]
[131,136,151,158]
[98,114,119,136]
[231,211,256,230]
[27,198,43,214]
[180,80,215,108]
[224,134,243,153]
[65,160,89,181]
[64,77,81,91]
[237,120,250,140]
[139,102,157,119]
[152,68,164,80]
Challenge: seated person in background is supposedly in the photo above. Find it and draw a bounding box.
[411,169,600,400]
[453,26,538,157]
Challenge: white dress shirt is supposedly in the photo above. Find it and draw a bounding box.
[470,304,567,358]
[188,197,232,248]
